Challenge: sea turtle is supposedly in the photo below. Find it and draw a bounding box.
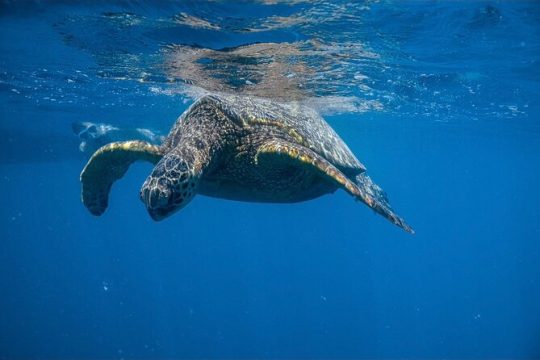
[80,94,413,233]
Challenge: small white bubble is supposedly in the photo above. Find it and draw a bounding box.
[354,73,367,81]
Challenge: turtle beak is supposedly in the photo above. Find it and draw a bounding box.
[140,178,175,221]
[147,207,170,221]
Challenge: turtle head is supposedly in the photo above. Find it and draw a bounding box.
[140,152,199,221]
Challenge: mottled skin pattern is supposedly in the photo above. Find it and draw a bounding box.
[81,93,413,233]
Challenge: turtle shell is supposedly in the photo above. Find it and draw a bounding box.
[201,94,366,173]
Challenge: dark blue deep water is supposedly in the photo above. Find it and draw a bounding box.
[1,1,539,358]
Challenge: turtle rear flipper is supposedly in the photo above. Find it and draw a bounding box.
[354,173,413,234]
[80,141,163,216]
[256,139,413,233]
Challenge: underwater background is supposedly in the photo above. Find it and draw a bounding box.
[1,0,539,358]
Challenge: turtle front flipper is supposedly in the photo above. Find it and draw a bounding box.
[256,139,413,233]
[80,141,163,216]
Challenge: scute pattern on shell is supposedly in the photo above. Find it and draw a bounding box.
[165,93,365,172]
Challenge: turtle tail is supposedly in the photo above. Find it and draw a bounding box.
[355,173,414,234]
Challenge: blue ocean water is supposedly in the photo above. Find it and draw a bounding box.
[1,0,539,358]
